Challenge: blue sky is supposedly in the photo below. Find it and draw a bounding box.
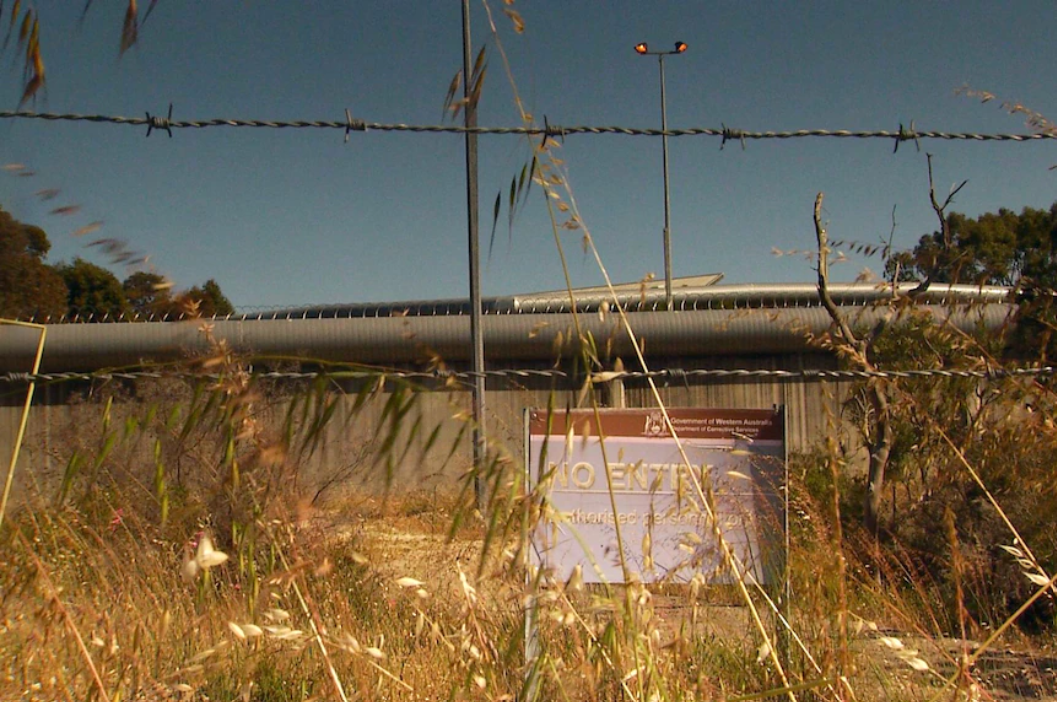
[1,2,1055,309]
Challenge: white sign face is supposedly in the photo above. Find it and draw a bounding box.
[527,408,785,585]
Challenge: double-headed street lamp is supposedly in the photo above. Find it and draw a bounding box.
[634,41,687,311]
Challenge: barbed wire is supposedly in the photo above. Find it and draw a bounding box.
[2,366,1053,385]
[12,297,1001,325]
[1,110,1055,146]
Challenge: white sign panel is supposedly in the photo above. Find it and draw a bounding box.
[527,408,785,585]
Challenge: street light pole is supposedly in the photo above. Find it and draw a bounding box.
[658,53,673,312]
[635,41,687,312]
[463,0,486,508]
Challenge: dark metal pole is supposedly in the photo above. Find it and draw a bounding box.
[462,0,486,506]
[659,54,673,312]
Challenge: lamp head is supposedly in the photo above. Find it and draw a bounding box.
[674,41,688,53]
[634,42,649,55]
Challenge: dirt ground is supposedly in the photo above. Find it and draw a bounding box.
[885,638,1057,701]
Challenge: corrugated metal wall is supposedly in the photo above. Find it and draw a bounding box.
[10,289,1011,504]
[0,352,853,505]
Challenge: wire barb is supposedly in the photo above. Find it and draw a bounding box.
[145,103,173,138]
[894,120,921,153]
[344,108,365,144]
[720,123,746,150]
[543,115,565,142]
[665,367,692,389]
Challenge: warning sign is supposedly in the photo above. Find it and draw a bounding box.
[526,408,786,585]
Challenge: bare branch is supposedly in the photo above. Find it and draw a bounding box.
[882,204,897,262]
[927,153,968,247]
[814,193,891,538]
[910,154,969,296]
[815,192,864,355]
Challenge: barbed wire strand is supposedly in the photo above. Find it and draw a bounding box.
[15,295,1004,324]
[1,110,1055,143]
[2,366,1054,385]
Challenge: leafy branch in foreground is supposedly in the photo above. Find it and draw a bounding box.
[957,84,1057,145]
[4,1,45,105]
[5,0,161,104]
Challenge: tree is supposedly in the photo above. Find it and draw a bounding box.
[125,273,235,319]
[58,258,130,320]
[0,206,68,320]
[897,202,1057,289]
[819,157,975,537]
[897,201,1057,361]
[178,279,235,318]
[123,270,174,319]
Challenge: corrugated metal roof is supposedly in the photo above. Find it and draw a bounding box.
[9,277,1013,324]
[251,279,1010,320]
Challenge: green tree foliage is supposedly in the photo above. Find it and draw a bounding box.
[898,202,1057,288]
[0,206,69,320]
[58,258,130,320]
[123,270,173,319]
[124,273,235,319]
[178,278,235,317]
[897,201,1057,361]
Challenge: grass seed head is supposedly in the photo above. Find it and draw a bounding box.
[241,624,263,638]
[264,608,291,622]
[194,533,229,570]
[756,640,772,665]
[879,636,904,650]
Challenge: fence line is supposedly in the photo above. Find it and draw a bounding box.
[3,110,1052,389]
[13,295,1009,325]
[1,110,1054,147]
[2,366,1053,386]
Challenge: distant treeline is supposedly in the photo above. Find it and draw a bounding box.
[0,206,233,321]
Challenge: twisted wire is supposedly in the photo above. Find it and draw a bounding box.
[1,110,1055,143]
[3,366,1053,385]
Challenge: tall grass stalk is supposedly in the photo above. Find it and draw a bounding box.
[16,530,112,702]
[0,319,46,531]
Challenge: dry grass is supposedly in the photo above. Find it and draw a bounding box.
[2,466,1055,702]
